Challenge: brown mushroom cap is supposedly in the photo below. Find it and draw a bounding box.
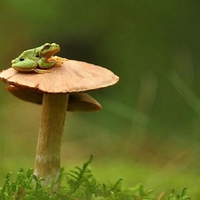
[0,57,119,93]
[6,85,102,112]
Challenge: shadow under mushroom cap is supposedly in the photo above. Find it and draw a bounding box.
[0,57,119,93]
[6,85,102,112]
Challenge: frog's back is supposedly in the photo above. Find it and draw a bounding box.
[22,49,39,61]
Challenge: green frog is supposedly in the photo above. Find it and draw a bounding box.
[11,43,60,73]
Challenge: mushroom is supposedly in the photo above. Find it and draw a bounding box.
[0,57,119,189]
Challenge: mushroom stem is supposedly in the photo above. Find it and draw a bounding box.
[34,93,69,189]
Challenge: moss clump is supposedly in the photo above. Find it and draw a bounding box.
[0,156,191,200]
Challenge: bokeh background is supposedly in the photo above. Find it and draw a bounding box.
[0,1,200,198]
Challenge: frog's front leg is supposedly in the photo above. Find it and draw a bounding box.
[38,58,56,69]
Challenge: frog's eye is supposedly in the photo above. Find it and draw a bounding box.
[19,57,25,61]
[43,44,51,49]
[35,54,40,58]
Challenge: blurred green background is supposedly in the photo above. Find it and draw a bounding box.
[0,0,200,198]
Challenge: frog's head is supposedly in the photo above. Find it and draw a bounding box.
[40,43,60,59]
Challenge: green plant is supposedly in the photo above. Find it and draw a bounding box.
[168,188,191,200]
[0,156,191,200]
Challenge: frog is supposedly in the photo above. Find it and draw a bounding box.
[11,43,60,73]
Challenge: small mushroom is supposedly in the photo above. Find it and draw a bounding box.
[0,57,119,189]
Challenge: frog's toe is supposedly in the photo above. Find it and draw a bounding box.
[34,68,51,73]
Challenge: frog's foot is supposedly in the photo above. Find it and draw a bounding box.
[34,68,51,73]
[49,56,68,67]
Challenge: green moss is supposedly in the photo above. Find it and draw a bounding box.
[0,156,191,200]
